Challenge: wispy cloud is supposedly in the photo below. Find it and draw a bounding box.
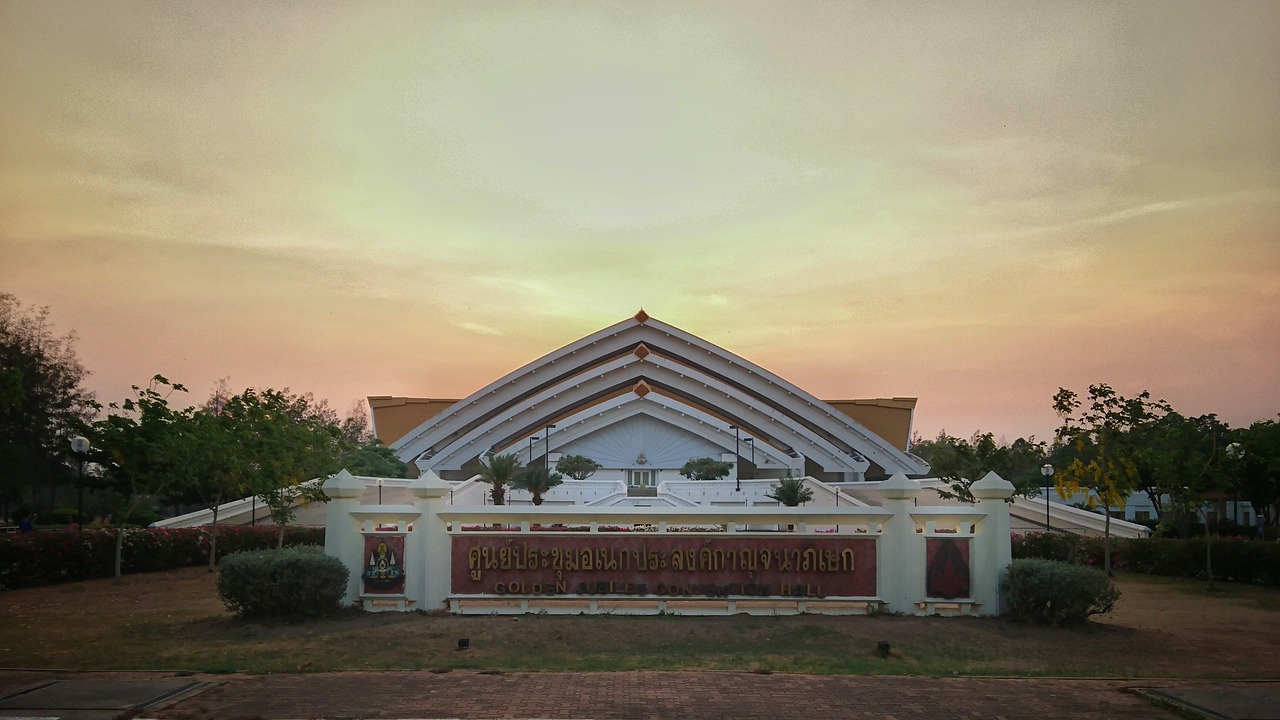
[454,322,504,337]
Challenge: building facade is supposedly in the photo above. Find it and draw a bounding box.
[375,310,930,490]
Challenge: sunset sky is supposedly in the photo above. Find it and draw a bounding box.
[2,1,1277,443]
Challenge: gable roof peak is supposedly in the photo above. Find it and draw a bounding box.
[634,308,650,323]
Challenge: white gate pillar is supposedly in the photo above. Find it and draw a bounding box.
[876,473,922,614]
[409,472,454,612]
[971,471,1016,615]
[322,469,367,605]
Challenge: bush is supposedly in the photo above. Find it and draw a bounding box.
[112,506,164,527]
[217,547,349,618]
[0,525,326,590]
[48,508,87,525]
[1002,558,1120,627]
[1012,532,1280,586]
[1011,532,1077,562]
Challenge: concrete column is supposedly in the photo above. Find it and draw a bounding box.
[410,471,454,612]
[971,471,1016,616]
[876,473,922,614]
[322,469,367,605]
[789,457,806,478]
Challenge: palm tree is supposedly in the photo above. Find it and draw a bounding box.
[513,466,564,505]
[767,476,814,507]
[477,453,523,505]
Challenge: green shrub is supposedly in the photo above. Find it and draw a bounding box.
[217,547,349,619]
[1012,532,1077,562]
[48,508,88,525]
[1001,558,1120,627]
[0,525,326,590]
[112,506,163,527]
[1012,533,1280,586]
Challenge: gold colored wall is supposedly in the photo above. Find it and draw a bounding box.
[822,397,917,452]
[367,396,459,446]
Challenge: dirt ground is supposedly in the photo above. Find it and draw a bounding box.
[1,567,1276,678]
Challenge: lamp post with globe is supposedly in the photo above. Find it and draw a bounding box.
[70,436,90,530]
[1041,463,1055,532]
[1226,443,1245,529]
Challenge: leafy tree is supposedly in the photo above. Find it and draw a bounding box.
[477,452,523,505]
[912,431,1045,503]
[555,454,601,481]
[339,399,375,445]
[91,376,191,581]
[512,466,563,505]
[679,457,733,481]
[0,294,97,521]
[1053,384,1164,575]
[177,407,246,570]
[1131,412,1229,534]
[767,476,813,506]
[343,442,410,478]
[1230,418,1280,530]
[232,388,344,548]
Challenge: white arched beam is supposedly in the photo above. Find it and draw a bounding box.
[487,394,799,471]
[393,314,926,476]
[419,355,864,474]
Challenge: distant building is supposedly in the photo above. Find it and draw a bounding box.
[158,311,1149,538]
[374,310,929,486]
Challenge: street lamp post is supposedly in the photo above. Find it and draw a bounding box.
[745,438,755,479]
[529,436,539,466]
[544,424,556,468]
[70,436,90,530]
[1226,443,1245,527]
[1041,464,1055,532]
[730,425,740,491]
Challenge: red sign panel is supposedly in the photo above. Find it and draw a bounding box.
[451,535,877,599]
[925,537,970,599]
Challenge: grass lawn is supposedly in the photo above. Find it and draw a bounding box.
[1,567,1276,678]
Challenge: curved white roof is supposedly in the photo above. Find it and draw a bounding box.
[393,311,929,478]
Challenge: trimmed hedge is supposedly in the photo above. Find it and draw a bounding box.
[1012,532,1280,586]
[0,525,325,590]
[217,547,349,618]
[1002,559,1120,627]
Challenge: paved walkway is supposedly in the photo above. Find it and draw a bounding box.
[3,670,1277,720]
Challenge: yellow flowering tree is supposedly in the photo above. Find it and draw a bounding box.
[1053,384,1155,575]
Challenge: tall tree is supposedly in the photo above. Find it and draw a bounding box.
[179,399,250,570]
[1053,384,1166,575]
[1231,418,1280,530]
[342,442,409,478]
[679,457,734,481]
[1132,412,1229,533]
[512,466,563,505]
[339,399,374,445]
[477,453,523,505]
[913,431,1046,503]
[233,388,344,548]
[0,294,97,521]
[555,454,601,481]
[91,376,191,581]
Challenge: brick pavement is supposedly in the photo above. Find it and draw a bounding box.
[143,671,1188,720]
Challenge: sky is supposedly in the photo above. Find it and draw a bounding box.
[2,1,1278,443]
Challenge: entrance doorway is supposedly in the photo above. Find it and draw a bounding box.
[627,469,656,487]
